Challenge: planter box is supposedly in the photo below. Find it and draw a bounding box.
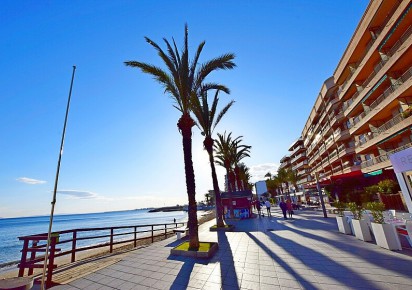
[336,216,352,235]
[371,222,402,250]
[209,224,235,232]
[170,242,219,258]
[352,219,372,242]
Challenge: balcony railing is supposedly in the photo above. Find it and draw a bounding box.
[356,113,407,148]
[385,25,412,57]
[351,66,412,128]
[338,3,400,99]
[361,142,412,169]
[329,149,338,160]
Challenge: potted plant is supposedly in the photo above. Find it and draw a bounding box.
[335,201,352,234]
[366,202,402,250]
[347,202,372,242]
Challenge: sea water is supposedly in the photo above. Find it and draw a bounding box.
[0,209,188,265]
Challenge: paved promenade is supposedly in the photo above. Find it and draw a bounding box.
[50,208,412,290]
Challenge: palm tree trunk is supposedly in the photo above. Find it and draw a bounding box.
[226,167,235,218]
[205,144,224,227]
[178,113,199,250]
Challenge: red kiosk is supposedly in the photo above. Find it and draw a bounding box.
[221,190,253,219]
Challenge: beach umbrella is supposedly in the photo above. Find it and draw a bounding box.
[40,66,76,290]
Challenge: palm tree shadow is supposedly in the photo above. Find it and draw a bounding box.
[167,255,209,289]
[245,232,317,289]
[216,231,240,290]
[283,221,412,275]
[262,230,380,288]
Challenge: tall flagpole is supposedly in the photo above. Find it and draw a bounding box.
[41,66,76,290]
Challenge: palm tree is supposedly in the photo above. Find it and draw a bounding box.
[265,172,272,180]
[191,89,235,227]
[277,167,289,197]
[125,24,235,250]
[237,163,252,190]
[232,140,251,190]
[214,131,236,217]
[287,169,299,193]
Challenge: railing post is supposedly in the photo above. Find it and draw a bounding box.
[46,236,57,288]
[151,226,154,243]
[28,240,38,276]
[18,239,29,277]
[164,224,167,239]
[134,226,137,248]
[110,229,114,253]
[71,230,77,262]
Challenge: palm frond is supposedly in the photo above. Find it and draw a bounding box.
[214,100,234,132]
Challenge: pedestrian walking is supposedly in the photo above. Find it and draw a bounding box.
[279,199,287,219]
[286,198,293,218]
[265,200,271,216]
[256,200,262,217]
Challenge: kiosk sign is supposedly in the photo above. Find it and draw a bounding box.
[389,147,412,173]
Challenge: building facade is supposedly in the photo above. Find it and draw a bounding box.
[280,0,412,194]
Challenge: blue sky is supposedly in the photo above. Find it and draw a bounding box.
[0,0,369,218]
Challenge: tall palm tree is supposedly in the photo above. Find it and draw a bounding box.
[191,89,235,227]
[232,139,251,190]
[214,131,236,217]
[125,24,235,250]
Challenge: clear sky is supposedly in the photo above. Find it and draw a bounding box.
[0,0,369,218]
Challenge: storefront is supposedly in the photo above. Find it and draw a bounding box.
[221,190,253,219]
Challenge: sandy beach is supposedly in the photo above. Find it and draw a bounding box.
[0,210,216,282]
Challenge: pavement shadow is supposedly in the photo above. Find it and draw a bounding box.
[167,254,210,289]
[216,231,240,290]
[245,232,318,289]
[283,223,412,276]
[263,230,381,289]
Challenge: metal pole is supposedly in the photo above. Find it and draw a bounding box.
[41,66,76,290]
[315,172,328,218]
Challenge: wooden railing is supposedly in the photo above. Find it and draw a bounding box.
[18,221,185,288]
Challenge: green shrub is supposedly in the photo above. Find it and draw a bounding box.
[365,202,385,224]
[334,201,346,217]
[347,202,363,220]
[377,179,397,194]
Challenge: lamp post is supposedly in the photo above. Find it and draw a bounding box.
[315,172,328,218]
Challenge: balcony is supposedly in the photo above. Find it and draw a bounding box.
[329,110,344,126]
[292,160,308,171]
[297,168,311,176]
[291,151,306,164]
[338,143,356,157]
[338,4,399,100]
[356,113,412,153]
[329,149,339,163]
[290,144,305,156]
[332,166,343,175]
[350,66,412,134]
[360,142,412,172]
[326,96,339,113]
[334,127,350,141]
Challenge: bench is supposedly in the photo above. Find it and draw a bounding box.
[173,227,188,240]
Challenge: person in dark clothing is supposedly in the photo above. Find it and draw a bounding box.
[279,199,288,219]
[256,200,262,216]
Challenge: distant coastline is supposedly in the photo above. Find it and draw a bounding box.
[148,206,183,212]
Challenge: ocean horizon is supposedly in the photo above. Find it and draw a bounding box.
[0,209,189,266]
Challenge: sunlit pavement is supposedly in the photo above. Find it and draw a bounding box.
[50,208,412,290]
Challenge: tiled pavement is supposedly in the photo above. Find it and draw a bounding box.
[50,208,412,289]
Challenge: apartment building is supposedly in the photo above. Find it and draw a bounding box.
[279,0,412,194]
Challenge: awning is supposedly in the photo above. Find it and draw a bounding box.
[330,170,363,181]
